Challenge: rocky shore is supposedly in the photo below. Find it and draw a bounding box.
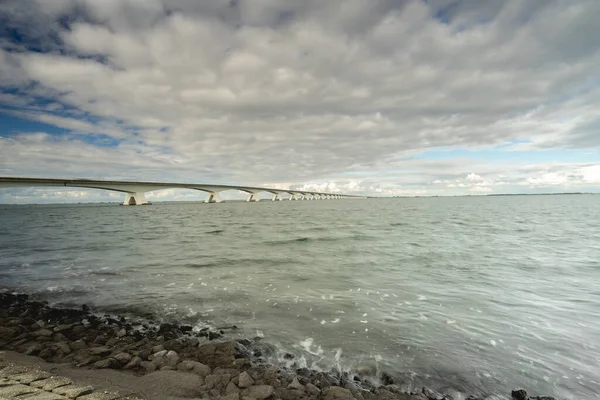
[0,292,558,400]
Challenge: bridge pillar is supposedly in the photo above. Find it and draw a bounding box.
[289,194,295,200]
[246,193,260,202]
[205,192,223,203]
[272,194,282,201]
[123,192,149,206]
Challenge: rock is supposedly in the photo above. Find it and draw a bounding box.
[287,377,304,392]
[152,344,165,353]
[344,380,364,400]
[94,357,121,369]
[124,356,142,369]
[39,347,54,361]
[88,347,112,356]
[116,328,127,337]
[239,371,255,388]
[34,329,53,337]
[161,366,176,371]
[380,372,394,385]
[114,352,132,365]
[0,326,17,342]
[233,358,251,369]
[221,393,240,400]
[375,388,396,400]
[423,387,444,400]
[205,374,232,391]
[54,324,74,332]
[263,366,278,385]
[150,349,167,360]
[244,385,275,400]
[24,343,43,355]
[138,349,152,360]
[226,381,241,394]
[315,372,339,389]
[512,390,528,400]
[53,341,71,355]
[70,339,87,350]
[165,350,180,367]
[177,360,211,377]
[322,386,355,400]
[306,383,321,396]
[141,361,157,372]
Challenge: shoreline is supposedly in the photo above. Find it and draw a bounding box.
[0,292,557,400]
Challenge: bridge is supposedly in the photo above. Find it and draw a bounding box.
[0,177,365,205]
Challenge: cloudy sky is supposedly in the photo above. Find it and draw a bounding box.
[1,0,599,203]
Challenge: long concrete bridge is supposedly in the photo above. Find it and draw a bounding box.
[0,177,365,205]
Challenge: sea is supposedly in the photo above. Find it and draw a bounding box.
[1,195,599,399]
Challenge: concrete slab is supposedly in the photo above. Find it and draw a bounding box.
[31,377,73,391]
[52,385,94,399]
[0,383,40,397]
[9,371,52,384]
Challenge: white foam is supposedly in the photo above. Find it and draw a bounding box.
[490,340,497,347]
[360,320,368,324]
[331,318,340,323]
[320,320,327,325]
[446,320,456,324]
[418,295,427,301]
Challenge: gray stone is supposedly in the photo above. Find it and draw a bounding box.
[306,383,321,396]
[25,343,43,355]
[423,387,444,400]
[54,324,74,332]
[221,393,240,400]
[53,385,94,399]
[226,381,240,394]
[165,350,180,367]
[0,326,17,342]
[151,344,165,353]
[205,374,232,391]
[10,371,51,384]
[116,328,127,338]
[177,360,211,377]
[69,340,87,351]
[244,385,275,400]
[322,386,355,400]
[93,358,120,369]
[287,377,304,392]
[0,378,20,388]
[34,329,54,337]
[124,356,142,370]
[53,342,71,355]
[140,361,157,372]
[114,353,132,365]
[88,347,112,356]
[31,376,73,391]
[238,371,255,388]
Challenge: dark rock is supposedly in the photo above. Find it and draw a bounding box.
[70,339,88,350]
[243,385,275,400]
[511,390,528,400]
[283,353,295,360]
[88,346,112,356]
[180,325,193,334]
[94,357,121,369]
[39,347,54,361]
[380,372,394,385]
[315,372,339,389]
[322,386,354,400]
[209,331,222,340]
[423,387,444,400]
[0,326,18,342]
[139,348,152,360]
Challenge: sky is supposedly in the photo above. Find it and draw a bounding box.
[1,0,599,203]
